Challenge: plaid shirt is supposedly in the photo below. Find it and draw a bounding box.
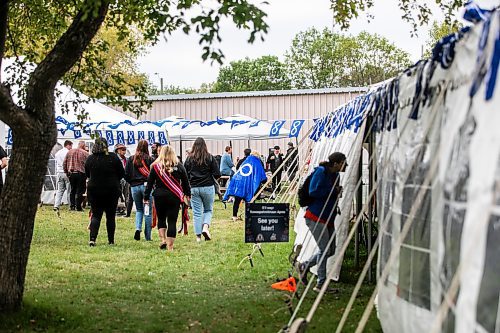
[63,148,89,174]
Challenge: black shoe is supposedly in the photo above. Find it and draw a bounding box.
[89,241,96,247]
[313,284,340,294]
[296,262,309,285]
[77,208,84,212]
[134,230,140,241]
[108,242,115,246]
[159,243,167,250]
[70,207,76,211]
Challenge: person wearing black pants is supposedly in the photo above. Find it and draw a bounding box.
[145,145,190,251]
[232,196,244,222]
[85,138,124,246]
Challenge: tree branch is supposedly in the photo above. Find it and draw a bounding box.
[26,1,109,112]
[0,0,9,75]
[0,83,31,129]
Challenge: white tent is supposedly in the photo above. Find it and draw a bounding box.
[163,114,290,141]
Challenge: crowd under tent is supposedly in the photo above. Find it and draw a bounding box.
[283,4,500,333]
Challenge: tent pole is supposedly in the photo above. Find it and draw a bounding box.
[180,140,183,161]
[367,118,375,283]
[355,144,363,268]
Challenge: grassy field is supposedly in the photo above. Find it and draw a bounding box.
[0,202,381,333]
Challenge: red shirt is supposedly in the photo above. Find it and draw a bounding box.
[63,148,89,174]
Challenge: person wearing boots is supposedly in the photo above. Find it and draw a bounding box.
[144,145,191,251]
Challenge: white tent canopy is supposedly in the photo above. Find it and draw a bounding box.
[163,114,290,141]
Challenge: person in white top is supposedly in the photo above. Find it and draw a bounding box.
[53,140,73,211]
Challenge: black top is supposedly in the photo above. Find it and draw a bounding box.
[184,155,221,188]
[267,153,284,172]
[125,155,153,187]
[285,147,298,171]
[236,156,247,170]
[144,163,191,201]
[85,152,125,197]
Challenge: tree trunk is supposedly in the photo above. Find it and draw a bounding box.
[0,107,56,311]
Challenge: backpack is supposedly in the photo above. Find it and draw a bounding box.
[297,169,316,207]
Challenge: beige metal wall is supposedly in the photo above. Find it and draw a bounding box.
[115,90,363,161]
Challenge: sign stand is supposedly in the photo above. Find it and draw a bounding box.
[237,243,265,268]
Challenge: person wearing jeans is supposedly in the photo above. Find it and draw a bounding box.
[184,137,221,242]
[125,140,153,241]
[296,152,347,293]
[191,185,215,236]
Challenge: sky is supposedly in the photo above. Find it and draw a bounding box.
[136,0,492,89]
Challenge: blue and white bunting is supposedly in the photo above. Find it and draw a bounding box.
[74,130,82,139]
[289,120,305,138]
[138,131,145,141]
[158,131,168,145]
[269,120,286,137]
[127,131,135,145]
[116,131,125,145]
[105,131,114,145]
[148,131,155,144]
[7,129,13,145]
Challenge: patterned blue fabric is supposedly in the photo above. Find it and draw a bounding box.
[223,156,267,202]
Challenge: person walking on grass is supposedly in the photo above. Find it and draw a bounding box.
[53,140,72,212]
[296,152,348,293]
[184,137,220,242]
[125,139,154,241]
[85,138,124,246]
[63,140,89,211]
[144,145,191,250]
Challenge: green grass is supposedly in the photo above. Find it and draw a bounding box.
[0,202,381,332]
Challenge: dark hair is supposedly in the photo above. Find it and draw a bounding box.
[225,146,232,152]
[191,137,211,165]
[92,137,108,155]
[134,139,150,167]
[244,148,251,157]
[328,152,346,165]
[153,142,161,147]
[63,140,73,147]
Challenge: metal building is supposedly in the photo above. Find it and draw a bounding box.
[112,87,367,160]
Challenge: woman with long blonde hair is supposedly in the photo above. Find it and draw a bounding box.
[144,145,191,250]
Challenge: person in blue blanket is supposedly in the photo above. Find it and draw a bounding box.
[223,151,267,222]
[296,152,348,293]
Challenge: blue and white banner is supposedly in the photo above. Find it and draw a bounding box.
[289,120,305,138]
[116,131,125,145]
[105,131,114,145]
[269,120,286,137]
[148,131,155,144]
[158,131,168,145]
[74,130,82,139]
[127,131,135,145]
[138,131,145,141]
[7,129,13,145]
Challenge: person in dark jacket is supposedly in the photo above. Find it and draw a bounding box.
[266,145,284,197]
[125,139,154,241]
[236,148,251,170]
[85,138,125,246]
[285,142,299,182]
[184,137,221,242]
[296,152,347,293]
[144,145,191,250]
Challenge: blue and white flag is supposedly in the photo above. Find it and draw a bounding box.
[158,131,168,145]
[105,131,114,145]
[148,131,155,144]
[116,131,125,145]
[7,129,13,145]
[138,131,145,141]
[74,130,82,139]
[269,120,286,137]
[289,120,305,138]
[223,156,267,203]
[127,131,135,145]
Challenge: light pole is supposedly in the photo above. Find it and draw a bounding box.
[153,72,164,94]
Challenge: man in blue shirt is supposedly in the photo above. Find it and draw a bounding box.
[220,146,235,186]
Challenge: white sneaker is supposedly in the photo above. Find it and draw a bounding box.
[202,224,211,241]
[196,235,202,243]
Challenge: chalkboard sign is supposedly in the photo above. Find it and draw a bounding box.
[245,203,290,243]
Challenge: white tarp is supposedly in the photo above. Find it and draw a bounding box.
[375,10,500,333]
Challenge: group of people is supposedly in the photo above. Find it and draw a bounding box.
[53,137,224,249]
